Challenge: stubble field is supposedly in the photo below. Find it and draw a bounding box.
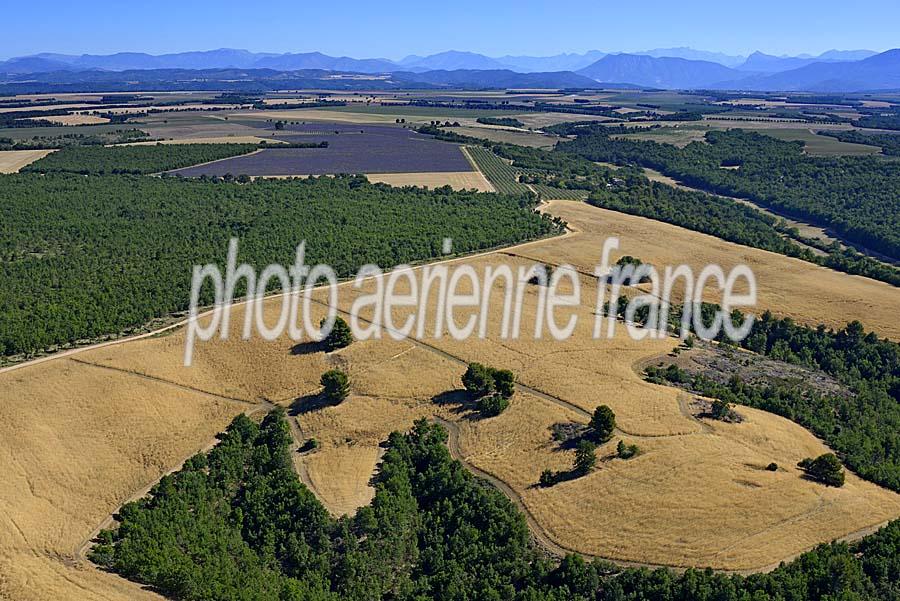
[0,149,55,173]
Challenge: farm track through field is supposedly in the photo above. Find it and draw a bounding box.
[302,289,702,442]
[431,416,684,571]
[68,358,257,405]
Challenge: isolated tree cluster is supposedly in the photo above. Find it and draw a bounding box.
[462,363,515,417]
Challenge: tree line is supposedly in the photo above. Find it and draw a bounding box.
[421,124,900,286]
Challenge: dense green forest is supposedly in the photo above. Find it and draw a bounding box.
[856,111,900,130]
[21,143,261,175]
[0,174,557,357]
[92,410,900,601]
[551,123,900,260]
[819,130,900,156]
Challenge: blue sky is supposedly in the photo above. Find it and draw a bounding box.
[4,0,898,60]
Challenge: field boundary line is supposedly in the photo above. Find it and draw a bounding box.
[460,146,497,193]
[68,357,257,405]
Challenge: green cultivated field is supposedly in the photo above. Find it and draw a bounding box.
[465,145,532,195]
[762,128,883,156]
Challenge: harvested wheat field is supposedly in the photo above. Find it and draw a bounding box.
[536,201,900,340]
[42,114,110,125]
[2,200,900,598]
[0,149,55,173]
[0,358,247,601]
[365,170,494,191]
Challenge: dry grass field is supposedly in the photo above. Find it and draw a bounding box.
[232,109,402,124]
[42,114,110,125]
[365,170,494,191]
[2,200,899,599]
[540,202,900,338]
[136,113,273,140]
[0,358,246,601]
[0,149,55,173]
[0,103,98,114]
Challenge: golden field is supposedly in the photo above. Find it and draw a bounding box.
[1,200,899,599]
[42,114,110,125]
[0,150,55,173]
[365,170,494,191]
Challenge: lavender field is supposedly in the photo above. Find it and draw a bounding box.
[170,123,473,176]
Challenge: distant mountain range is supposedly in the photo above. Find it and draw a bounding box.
[735,49,879,73]
[0,47,895,92]
[0,67,602,95]
[577,54,738,89]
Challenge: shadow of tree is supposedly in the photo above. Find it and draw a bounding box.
[549,422,590,452]
[290,341,325,356]
[431,389,482,421]
[530,467,591,489]
[289,392,333,415]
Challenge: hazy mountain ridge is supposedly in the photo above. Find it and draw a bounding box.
[1,46,877,74]
[577,54,742,88]
[721,49,900,91]
[1,47,895,92]
[0,67,601,94]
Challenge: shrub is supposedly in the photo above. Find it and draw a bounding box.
[476,393,510,417]
[462,363,495,398]
[589,405,616,442]
[322,316,354,351]
[617,440,638,459]
[320,369,350,405]
[799,453,845,487]
[539,469,557,487]
[766,462,779,472]
[462,363,516,400]
[710,399,732,420]
[574,440,597,475]
[492,369,515,398]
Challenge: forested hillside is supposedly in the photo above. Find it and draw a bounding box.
[92,410,900,601]
[0,174,557,357]
[553,124,900,260]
